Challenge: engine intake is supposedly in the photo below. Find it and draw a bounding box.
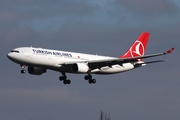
[28,67,46,75]
[72,63,89,73]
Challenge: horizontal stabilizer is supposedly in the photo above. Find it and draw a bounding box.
[139,60,167,65]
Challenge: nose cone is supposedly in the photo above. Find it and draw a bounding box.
[7,53,13,60]
[7,52,16,61]
[7,53,12,59]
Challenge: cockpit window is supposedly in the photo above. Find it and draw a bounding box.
[11,50,19,53]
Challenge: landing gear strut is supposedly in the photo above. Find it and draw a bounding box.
[59,73,71,84]
[84,74,96,84]
[20,65,26,74]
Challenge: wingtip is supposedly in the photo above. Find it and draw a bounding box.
[166,48,175,54]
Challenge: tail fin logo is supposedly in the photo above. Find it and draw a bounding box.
[120,32,149,58]
[130,40,144,57]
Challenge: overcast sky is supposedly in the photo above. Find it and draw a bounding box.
[0,0,180,120]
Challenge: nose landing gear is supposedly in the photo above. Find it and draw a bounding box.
[20,65,26,74]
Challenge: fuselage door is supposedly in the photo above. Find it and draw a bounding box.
[24,48,31,58]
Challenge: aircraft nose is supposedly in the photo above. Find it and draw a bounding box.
[7,52,14,60]
[7,53,12,59]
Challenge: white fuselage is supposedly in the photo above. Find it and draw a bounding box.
[7,47,135,74]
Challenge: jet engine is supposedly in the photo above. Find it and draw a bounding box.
[72,63,89,73]
[28,67,46,75]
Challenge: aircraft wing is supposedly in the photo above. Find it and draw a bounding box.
[129,47,174,59]
[87,48,174,69]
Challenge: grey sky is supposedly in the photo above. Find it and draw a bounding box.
[0,0,179,120]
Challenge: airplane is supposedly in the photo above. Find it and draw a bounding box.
[7,32,174,84]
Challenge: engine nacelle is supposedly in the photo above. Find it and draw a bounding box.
[28,67,46,75]
[72,63,89,73]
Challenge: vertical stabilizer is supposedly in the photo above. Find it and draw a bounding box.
[120,32,150,58]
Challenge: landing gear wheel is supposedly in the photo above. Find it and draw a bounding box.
[84,74,92,80]
[59,73,71,84]
[67,80,71,84]
[84,75,89,80]
[59,76,63,81]
[63,80,67,84]
[59,76,66,81]
[21,70,26,74]
[85,74,96,84]
[63,79,71,84]
[89,79,96,84]
[89,80,93,84]
[92,79,96,84]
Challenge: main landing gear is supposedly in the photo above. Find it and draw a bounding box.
[59,73,71,84]
[84,74,96,84]
[59,73,96,85]
[20,65,26,74]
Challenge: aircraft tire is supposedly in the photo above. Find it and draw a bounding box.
[21,70,26,74]
[63,80,67,84]
[89,80,93,84]
[67,79,71,84]
[63,80,71,84]
[59,76,64,81]
[92,79,96,84]
[84,75,89,80]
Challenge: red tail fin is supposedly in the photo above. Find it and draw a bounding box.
[120,32,150,58]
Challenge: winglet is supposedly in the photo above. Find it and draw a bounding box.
[165,48,175,54]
